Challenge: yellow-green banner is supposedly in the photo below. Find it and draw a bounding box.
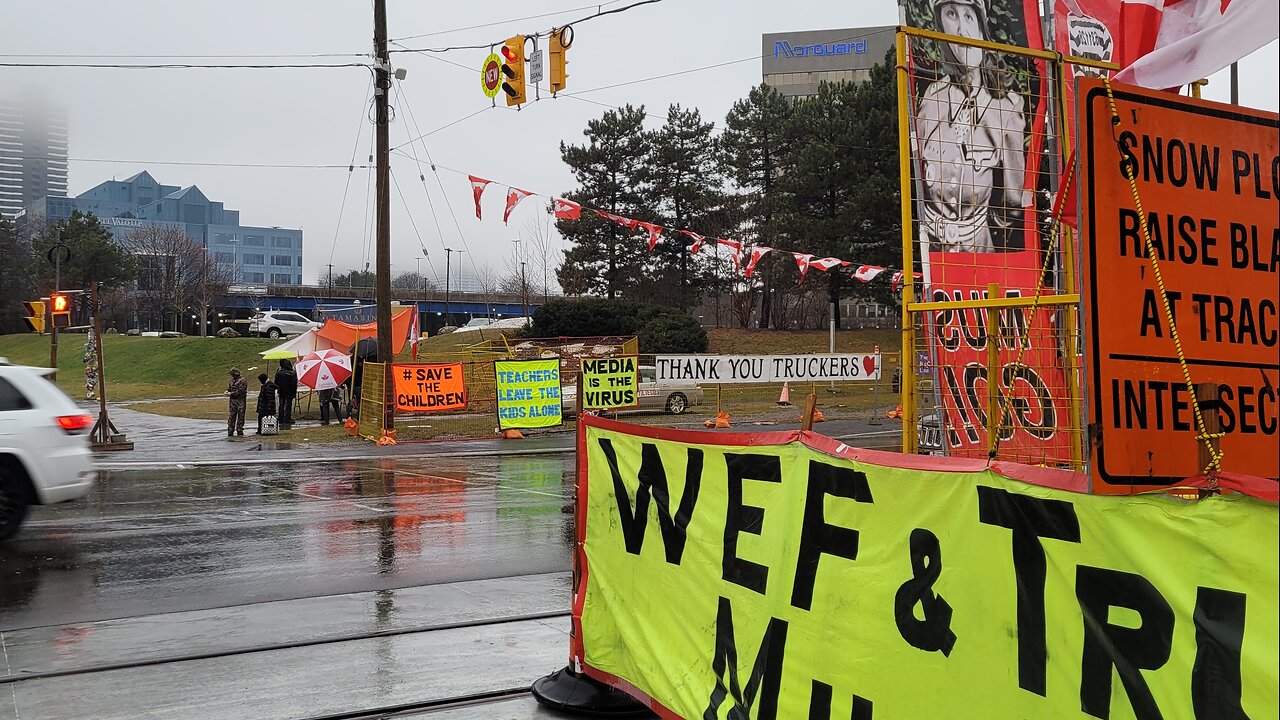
[494,359,562,430]
[573,417,1279,719]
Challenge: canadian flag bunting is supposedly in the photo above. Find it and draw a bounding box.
[679,230,706,254]
[1114,0,1278,91]
[743,246,772,278]
[552,197,581,220]
[595,210,639,230]
[503,188,533,224]
[716,238,743,271]
[461,172,922,289]
[853,265,887,283]
[468,176,491,220]
[809,257,846,272]
[409,307,420,360]
[636,221,663,252]
[792,253,815,284]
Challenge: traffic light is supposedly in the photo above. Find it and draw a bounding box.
[549,26,572,94]
[500,35,526,106]
[50,293,71,329]
[22,300,45,334]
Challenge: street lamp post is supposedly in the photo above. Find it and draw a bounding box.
[414,257,422,295]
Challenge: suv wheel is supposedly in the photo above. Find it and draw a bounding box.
[0,465,31,541]
[267,327,282,339]
[665,393,688,415]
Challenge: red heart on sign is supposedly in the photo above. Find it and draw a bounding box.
[862,355,877,376]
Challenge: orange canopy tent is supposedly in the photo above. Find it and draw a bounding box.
[315,308,415,356]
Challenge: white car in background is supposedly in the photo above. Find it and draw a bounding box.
[563,365,704,416]
[0,359,96,540]
[249,311,321,339]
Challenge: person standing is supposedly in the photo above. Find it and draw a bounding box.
[319,386,345,426]
[255,373,277,435]
[274,358,297,427]
[226,368,247,437]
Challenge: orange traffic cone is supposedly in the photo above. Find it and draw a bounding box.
[704,410,732,428]
[812,407,825,423]
[776,382,792,406]
[376,429,398,446]
[502,428,525,439]
[886,405,903,420]
[344,417,359,436]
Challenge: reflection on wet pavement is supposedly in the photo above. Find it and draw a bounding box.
[0,454,575,630]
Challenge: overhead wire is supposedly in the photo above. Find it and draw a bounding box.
[390,0,627,42]
[0,61,372,70]
[328,81,375,274]
[389,0,664,53]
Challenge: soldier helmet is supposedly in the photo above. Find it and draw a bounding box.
[230,367,241,376]
[931,0,988,24]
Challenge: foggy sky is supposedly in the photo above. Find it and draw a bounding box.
[2,1,1275,289]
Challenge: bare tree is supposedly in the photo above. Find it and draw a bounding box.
[189,251,237,336]
[126,225,213,332]
[391,271,436,293]
[523,216,559,302]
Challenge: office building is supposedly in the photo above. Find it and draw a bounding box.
[21,170,304,286]
[761,26,896,99]
[0,95,69,218]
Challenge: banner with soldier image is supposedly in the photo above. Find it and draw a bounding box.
[900,0,1073,465]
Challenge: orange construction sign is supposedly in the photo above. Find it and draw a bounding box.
[1079,78,1278,492]
[392,363,467,413]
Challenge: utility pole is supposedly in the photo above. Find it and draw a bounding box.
[327,263,334,297]
[49,229,67,380]
[444,247,452,323]
[373,0,393,431]
[1230,61,1239,105]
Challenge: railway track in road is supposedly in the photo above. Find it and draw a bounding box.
[0,609,571,685]
[299,687,535,719]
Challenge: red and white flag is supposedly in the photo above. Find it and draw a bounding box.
[890,271,904,292]
[809,257,848,272]
[409,308,420,360]
[468,176,491,220]
[636,221,663,252]
[679,230,706,254]
[716,239,743,271]
[552,197,581,220]
[853,265,887,283]
[744,246,772,278]
[594,210,639,230]
[793,253,815,284]
[503,188,533,224]
[1114,0,1279,89]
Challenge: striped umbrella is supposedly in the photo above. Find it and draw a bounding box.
[295,348,352,391]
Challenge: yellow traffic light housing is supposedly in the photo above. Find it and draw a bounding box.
[549,26,572,94]
[500,35,526,106]
[50,293,71,329]
[23,300,46,334]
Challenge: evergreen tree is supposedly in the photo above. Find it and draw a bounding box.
[32,211,138,292]
[844,54,901,306]
[0,218,36,334]
[720,84,793,327]
[640,104,722,309]
[556,105,650,299]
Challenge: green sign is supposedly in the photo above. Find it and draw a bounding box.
[581,356,638,410]
[494,359,562,430]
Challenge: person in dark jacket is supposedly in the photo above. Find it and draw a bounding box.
[274,359,298,427]
[255,373,277,435]
[226,368,247,437]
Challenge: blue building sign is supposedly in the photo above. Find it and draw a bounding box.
[773,38,869,58]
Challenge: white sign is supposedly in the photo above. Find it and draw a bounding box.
[654,354,882,384]
[528,48,543,83]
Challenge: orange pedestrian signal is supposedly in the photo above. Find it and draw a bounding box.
[50,293,71,329]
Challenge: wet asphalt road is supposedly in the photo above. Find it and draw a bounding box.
[1,454,575,630]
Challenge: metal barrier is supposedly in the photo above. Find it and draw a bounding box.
[357,362,388,439]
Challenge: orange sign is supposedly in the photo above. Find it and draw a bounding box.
[1079,79,1278,492]
[392,363,467,413]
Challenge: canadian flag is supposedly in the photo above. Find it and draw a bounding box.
[552,198,581,220]
[503,188,533,224]
[636,221,663,252]
[853,265,887,283]
[743,246,772,278]
[594,210,639,230]
[793,253,815,284]
[1114,0,1279,90]
[468,176,491,220]
[716,239,743,271]
[679,230,706,254]
[890,271,924,292]
[809,257,847,272]
[409,308,420,360]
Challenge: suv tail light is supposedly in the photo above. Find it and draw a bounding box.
[56,414,94,434]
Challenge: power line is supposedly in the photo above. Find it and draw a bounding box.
[389,0,665,53]
[0,52,366,59]
[0,61,371,70]
[390,1,626,42]
[7,154,370,169]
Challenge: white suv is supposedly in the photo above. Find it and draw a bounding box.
[0,360,96,540]
[249,311,320,339]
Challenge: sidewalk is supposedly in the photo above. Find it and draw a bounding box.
[90,404,903,469]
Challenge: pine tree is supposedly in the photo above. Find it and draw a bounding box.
[0,218,36,334]
[33,211,138,292]
[556,105,650,299]
[720,84,793,328]
[640,104,722,309]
